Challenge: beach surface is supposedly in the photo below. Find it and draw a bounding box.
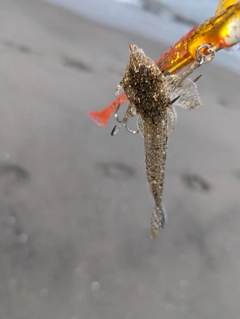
[1,0,240,318]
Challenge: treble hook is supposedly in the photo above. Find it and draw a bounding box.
[111,104,139,136]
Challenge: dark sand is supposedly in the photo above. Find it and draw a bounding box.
[1,0,240,318]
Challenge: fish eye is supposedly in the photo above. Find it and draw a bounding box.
[140,65,148,77]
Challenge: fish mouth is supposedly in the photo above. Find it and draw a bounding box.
[129,44,145,56]
[129,44,138,53]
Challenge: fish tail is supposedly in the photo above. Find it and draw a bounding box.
[150,204,167,239]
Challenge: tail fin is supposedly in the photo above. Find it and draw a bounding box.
[150,204,167,239]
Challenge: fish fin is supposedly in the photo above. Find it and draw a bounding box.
[167,106,177,135]
[166,74,179,88]
[150,204,167,239]
[167,75,202,110]
[175,77,202,110]
[136,114,144,137]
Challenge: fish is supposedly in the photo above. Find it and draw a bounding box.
[117,44,201,238]
[89,1,240,127]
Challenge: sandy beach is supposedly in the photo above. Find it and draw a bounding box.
[1,0,240,318]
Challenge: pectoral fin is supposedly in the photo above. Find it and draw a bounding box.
[167,75,202,110]
[137,114,144,137]
[167,106,177,135]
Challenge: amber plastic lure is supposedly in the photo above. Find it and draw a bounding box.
[89,1,240,127]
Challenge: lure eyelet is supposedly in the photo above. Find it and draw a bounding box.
[196,43,216,65]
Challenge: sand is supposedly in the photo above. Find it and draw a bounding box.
[1,0,240,318]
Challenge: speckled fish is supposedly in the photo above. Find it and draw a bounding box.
[89,1,240,127]
[116,44,201,238]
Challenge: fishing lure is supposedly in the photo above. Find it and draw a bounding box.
[188,3,240,59]
[216,0,240,13]
[117,44,201,238]
[89,1,240,127]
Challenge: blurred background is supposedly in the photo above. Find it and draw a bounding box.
[1,0,240,318]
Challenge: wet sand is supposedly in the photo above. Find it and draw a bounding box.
[1,0,240,318]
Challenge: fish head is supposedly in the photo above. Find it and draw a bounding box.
[128,44,158,79]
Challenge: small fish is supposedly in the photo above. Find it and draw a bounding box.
[117,44,201,238]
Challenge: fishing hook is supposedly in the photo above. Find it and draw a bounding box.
[111,104,139,136]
